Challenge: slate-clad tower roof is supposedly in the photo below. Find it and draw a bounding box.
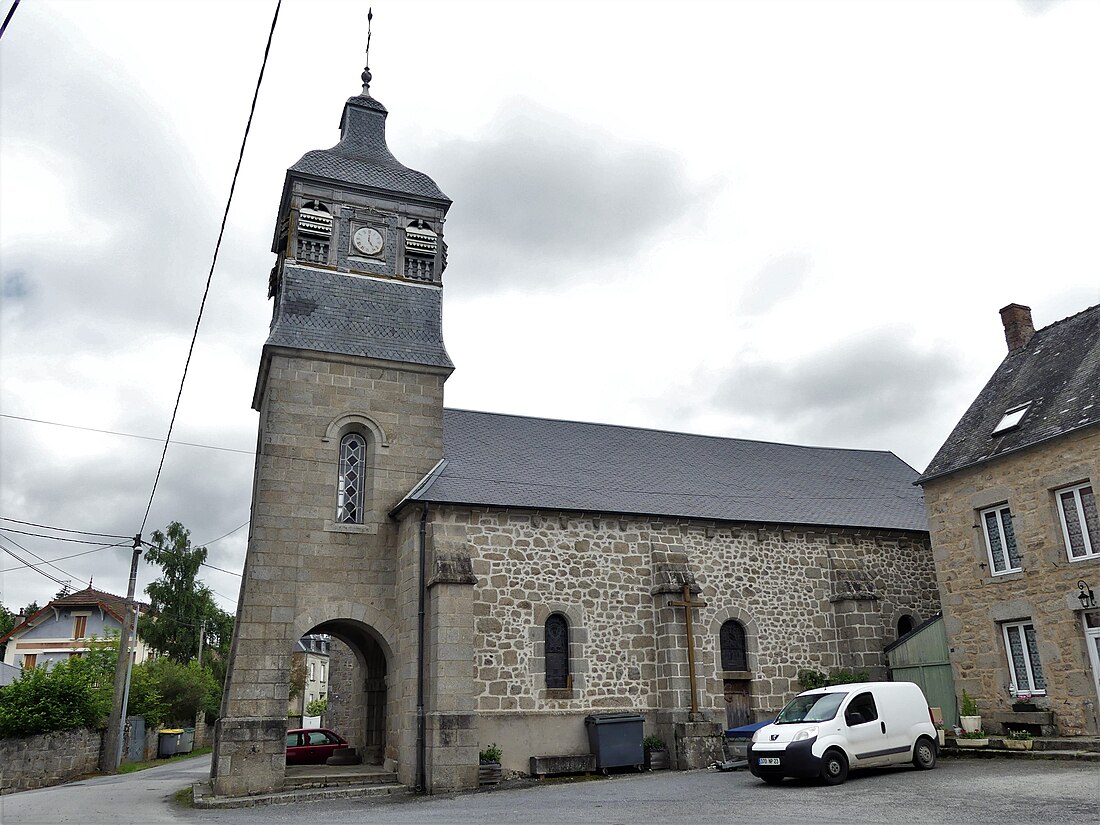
[288,93,450,204]
[402,409,929,532]
[918,303,1100,483]
[255,64,454,404]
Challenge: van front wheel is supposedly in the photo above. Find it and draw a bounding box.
[913,736,937,770]
[820,749,848,785]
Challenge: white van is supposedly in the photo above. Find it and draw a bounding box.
[748,681,938,785]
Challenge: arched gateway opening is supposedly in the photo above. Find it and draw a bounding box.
[308,620,389,766]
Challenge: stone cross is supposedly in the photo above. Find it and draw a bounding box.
[670,583,707,715]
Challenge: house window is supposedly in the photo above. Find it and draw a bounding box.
[320,664,326,684]
[308,662,316,681]
[544,613,570,689]
[336,433,367,523]
[719,620,748,671]
[23,654,37,669]
[73,615,88,639]
[980,504,1021,574]
[1056,483,1098,561]
[1002,620,1046,694]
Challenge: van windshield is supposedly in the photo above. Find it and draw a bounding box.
[775,692,846,723]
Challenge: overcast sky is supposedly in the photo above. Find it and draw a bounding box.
[1,0,1098,614]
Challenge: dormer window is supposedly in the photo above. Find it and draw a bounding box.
[992,403,1030,435]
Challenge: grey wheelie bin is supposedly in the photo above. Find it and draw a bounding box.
[585,712,644,772]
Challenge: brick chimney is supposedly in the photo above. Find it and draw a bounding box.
[999,303,1035,353]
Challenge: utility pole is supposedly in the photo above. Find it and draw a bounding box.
[100,534,142,772]
[197,617,206,666]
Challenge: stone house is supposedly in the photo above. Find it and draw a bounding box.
[917,303,1100,735]
[0,586,151,671]
[210,58,940,797]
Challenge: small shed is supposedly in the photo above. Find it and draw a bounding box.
[885,613,957,727]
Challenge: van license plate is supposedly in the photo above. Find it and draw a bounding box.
[759,757,781,766]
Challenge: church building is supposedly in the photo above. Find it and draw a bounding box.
[211,55,939,797]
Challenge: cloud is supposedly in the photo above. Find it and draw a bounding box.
[739,253,813,315]
[706,329,966,459]
[1016,0,1067,16]
[429,99,719,292]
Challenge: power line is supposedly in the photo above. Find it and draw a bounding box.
[0,527,138,546]
[138,0,282,534]
[1,414,254,455]
[0,516,131,539]
[0,0,20,40]
[198,520,250,547]
[0,538,81,591]
[0,541,126,574]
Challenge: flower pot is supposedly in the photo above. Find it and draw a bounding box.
[1003,739,1033,750]
[960,715,982,733]
[478,762,502,785]
[645,749,669,771]
[955,738,988,748]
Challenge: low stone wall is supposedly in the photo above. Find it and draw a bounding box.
[0,728,103,794]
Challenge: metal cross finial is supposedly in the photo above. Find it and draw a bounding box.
[361,7,374,93]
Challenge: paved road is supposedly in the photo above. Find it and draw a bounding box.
[1,756,1097,825]
[0,754,211,825]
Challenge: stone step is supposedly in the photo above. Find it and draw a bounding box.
[192,780,408,810]
[285,771,399,790]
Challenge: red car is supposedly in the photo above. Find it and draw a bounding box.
[286,728,349,765]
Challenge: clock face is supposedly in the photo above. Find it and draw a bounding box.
[353,227,384,256]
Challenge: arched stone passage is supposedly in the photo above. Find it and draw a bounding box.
[290,612,394,769]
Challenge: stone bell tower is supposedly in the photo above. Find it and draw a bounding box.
[212,48,454,797]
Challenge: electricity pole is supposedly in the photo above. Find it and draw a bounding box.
[100,534,142,772]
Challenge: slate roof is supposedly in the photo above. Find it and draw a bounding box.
[402,409,928,532]
[265,265,453,370]
[918,304,1100,484]
[289,94,450,203]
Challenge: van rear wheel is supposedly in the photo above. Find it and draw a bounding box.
[913,736,937,770]
[820,749,848,785]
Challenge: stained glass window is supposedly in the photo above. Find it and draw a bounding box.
[720,620,748,671]
[545,614,570,689]
[337,433,367,524]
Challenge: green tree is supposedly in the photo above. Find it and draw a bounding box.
[144,658,220,725]
[0,604,15,660]
[138,522,232,667]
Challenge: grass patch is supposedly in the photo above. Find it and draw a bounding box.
[173,786,194,807]
[118,746,212,774]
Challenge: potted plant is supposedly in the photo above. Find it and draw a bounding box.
[643,735,669,771]
[955,729,989,748]
[959,689,981,733]
[478,743,503,786]
[1011,690,1037,713]
[1003,729,1034,750]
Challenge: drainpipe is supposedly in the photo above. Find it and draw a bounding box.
[415,503,428,793]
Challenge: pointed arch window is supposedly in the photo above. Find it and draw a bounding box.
[336,433,367,523]
[544,613,570,689]
[720,619,748,672]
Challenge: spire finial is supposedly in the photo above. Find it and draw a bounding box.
[361,7,374,94]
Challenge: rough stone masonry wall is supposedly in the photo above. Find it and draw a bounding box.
[440,505,937,769]
[923,426,1100,735]
[0,729,103,794]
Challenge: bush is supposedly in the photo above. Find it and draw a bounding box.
[144,658,220,725]
[643,735,667,752]
[0,658,110,736]
[479,743,502,764]
[797,668,870,690]
[305,697,327,718]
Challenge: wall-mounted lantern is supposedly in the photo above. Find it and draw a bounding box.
[1077,580,1097,610]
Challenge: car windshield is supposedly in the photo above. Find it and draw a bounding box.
[775,692,846,723]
